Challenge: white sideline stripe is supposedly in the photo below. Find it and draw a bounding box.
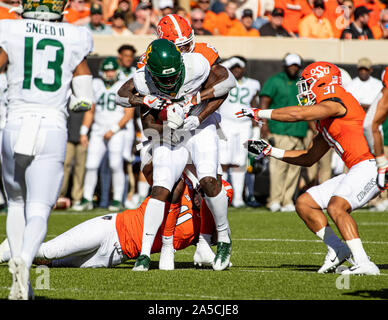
[234,238,388,245]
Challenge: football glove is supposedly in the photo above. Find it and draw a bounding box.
[235,108,260,121]
[143,95,171,110]
[69,95,92,112]
[183,115,200,131]
[166,103,185,130]
[245,139,272,157]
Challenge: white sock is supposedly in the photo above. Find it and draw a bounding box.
[138,181,150,199]
[346,238,370,265]
[6,203,26,258]
[83,169,98,201]
[205,189,230,243]
[111,168,125,202]
[162,235,173,248]
[20,203,51,269]
[140,198,165,257]
[315,226,344,251]
[230,168,245,203]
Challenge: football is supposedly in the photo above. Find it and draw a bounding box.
[166,103,185,129]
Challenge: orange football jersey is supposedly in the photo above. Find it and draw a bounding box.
[314,84,374,168]
[136,42,219,69]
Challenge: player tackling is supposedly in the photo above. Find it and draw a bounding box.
[237,61,380,275]
[0,0,94,299]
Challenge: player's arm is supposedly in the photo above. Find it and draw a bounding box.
[79,104,96,147]
[370,88,388,157]
[141,107,164,134]
[237,100,346,122]
[0,47,8,70]
[69,59,94,112]
[248,132,330,167]
[104,107,134,140]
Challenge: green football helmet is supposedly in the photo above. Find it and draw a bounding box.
[99,57,119,85]
[145,38,185,95]
[22,0,68,21]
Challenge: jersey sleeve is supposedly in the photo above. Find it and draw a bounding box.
[314,84,345,105]
[133,68,151,96]
[70,26,94,72]
[194,42,220,66]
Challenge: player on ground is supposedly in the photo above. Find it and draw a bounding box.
[237,61,380,275]
[218,56,261,208]
[363,66,388,190]
[73,57,133,212]
[137,14,220,69]
[0,178,233,268]
[116,39,236,271]
[0,0,94,299]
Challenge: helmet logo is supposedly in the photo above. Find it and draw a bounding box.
[145,45,152,62]
[162,68,176,75]
[310,66,330,78]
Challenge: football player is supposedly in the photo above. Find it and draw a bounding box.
[218,56,261,208]
[0,0,95,299]
[116,39,236,271]
[137,14,220,69]
[73,57,133,212]
[237,62,380,275]
[0,69,7,212]
[363,66,388,190]
[0,177,234,269]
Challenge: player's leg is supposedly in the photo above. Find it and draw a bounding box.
[107,130,126,210]
[74,133,106,210]
[133,144,188,271]
[190,123,231,271]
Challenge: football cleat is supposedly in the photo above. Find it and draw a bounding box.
[71,197,93,211]
[318,244,352,274]
[340,261,380,276]
[132,254,151,272]
[159,245,175,271]
[108,200,123,212]
[213,238,232,271]
[194,242,215,267]
[8,257,32,300]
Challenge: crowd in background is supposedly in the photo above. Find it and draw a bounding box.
[0,0,388,39]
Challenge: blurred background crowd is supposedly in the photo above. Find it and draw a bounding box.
[1,0,388,39]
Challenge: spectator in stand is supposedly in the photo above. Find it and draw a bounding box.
[86,3,113,34]
[340,5,374,39]
[259,53,308,212]
[298,0,334,38]
[116,0,135,25]
[111,8,133,36]
[345,57,383,110]
[159,0,174,17]
[64,0,91,25]
[275,0,311,36]
[252,0,275,30]
[228,8,260,36]
[175,6,190,20]
[216,0,246,35]
[353,0,382,28]
[259,7,291,36]
[197,0,219,34]
[128,1,158,35]
[325,0,355,38]
[191,8,213,35]
[211,0,228,13]
[371,8,388,39]
[0,0,21,19]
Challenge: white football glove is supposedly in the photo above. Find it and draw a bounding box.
[143,95,171,110]
[376,156,388,190]
[183,115,200,131]
[69,95,92,112]
[166,103,185,130]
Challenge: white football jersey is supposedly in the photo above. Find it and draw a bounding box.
[0,72,7,129]
[0,19,93,118]
[218,76,260,123]
[92,78,126,133]
[133,52,210,115]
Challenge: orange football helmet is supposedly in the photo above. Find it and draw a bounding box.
[297,61,342,106]
[157,14,195,53]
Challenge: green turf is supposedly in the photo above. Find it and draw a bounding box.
[0,207,387,300]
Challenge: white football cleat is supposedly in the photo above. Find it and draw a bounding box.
[8,257,31,300]
[318,245,352,274]
[0,238,10,263]
[232,198,245,208]
[159,245,175,270]
[269,202,281,212]
[194,242,215,267]
[280,204,295,212]
[340,261,380,276]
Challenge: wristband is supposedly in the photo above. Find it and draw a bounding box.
[80,125,89,135]
[257,109,273,120]
[111,124,121,134]
[376,155,388,168]
[270,147,285,160]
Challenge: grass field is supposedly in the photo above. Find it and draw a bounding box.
[0,207,387,300]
